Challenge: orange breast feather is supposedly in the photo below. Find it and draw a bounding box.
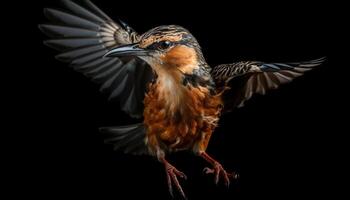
[144,81,222,155]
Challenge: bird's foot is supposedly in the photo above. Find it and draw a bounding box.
[162,158,187,199]
[203,162,239,187]
[201,152,239,187]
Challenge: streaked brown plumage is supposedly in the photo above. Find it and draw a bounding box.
[39,0,325,199]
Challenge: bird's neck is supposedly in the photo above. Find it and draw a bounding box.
[147,44,214,115]
[148,65,215,117]
[154,70,186,111]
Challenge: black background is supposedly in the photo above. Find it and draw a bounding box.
[6,0,348,199]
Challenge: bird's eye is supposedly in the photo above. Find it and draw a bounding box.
[146,40,173,51]
[158,41,171,49]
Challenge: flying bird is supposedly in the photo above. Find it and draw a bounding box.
[39,0,325,198]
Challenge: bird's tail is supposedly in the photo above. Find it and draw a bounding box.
[99,123,149,155]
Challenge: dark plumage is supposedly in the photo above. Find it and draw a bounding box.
[39,1,325,199]
[212,58,326,110]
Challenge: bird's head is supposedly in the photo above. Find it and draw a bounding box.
[104,25,204,75]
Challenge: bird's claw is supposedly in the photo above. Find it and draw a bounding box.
[165,164,187,199]
[203,162,238,187]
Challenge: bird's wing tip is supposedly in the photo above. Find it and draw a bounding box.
[306,56,327,66]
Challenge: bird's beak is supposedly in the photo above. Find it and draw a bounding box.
[103,43,148,58]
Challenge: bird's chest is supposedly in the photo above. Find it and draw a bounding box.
[143,81,222,153]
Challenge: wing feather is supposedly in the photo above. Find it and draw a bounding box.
[44,8,100,30]
[40,0,153,118]
[39,25,99,38]
[212,58,325,111]
[61,0,106,23]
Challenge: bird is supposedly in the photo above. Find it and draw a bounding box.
[39,0,325,199]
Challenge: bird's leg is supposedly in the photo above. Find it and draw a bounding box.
[160,157,187,199]
[200,152,239,187]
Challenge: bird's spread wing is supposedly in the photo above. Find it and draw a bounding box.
[211,58,325,112]
[39,0,153,118]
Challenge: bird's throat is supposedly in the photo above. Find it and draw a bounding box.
[155,72,185,113]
